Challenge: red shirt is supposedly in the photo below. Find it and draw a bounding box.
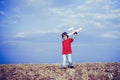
[62,38,73,55]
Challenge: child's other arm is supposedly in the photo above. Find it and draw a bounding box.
[72,32,77,39]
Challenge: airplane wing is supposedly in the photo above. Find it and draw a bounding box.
[68,27,82,36]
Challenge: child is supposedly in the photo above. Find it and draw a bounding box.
[61,32,77,69]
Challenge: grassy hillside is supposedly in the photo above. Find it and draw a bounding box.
[0,62,120,80]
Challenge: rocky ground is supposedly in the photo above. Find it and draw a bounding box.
[0,62,120,80]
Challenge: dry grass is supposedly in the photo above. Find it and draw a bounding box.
[0,62,120,80]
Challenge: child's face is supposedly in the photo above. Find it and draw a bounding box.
[63,35,68,40]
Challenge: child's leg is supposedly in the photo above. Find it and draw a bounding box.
[68,54,72,63]
[68,54,74,67]
[62,55,67,68]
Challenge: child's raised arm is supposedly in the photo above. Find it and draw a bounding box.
[72,32,77,39]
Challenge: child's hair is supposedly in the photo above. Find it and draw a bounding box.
[62,32,69,38]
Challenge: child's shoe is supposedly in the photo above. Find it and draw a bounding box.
[68,65,74,68]
[69,65,74,68]
[68,63,74,68]
[62,66,66,69]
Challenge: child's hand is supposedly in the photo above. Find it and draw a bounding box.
[72,32,77,39]
[73,32,78,35]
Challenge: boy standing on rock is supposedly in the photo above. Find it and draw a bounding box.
[61,32,77,69]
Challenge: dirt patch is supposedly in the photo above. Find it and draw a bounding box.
[0,62,120,80]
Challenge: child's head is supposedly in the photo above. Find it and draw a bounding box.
[62,32,69,40]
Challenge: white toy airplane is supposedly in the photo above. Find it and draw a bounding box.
[67,27,82,36]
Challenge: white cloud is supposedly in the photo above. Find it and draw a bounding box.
[47,0,119,29]
[0,11,5,15]
[0,19,17,25]
[100,34,118,39]
[77,5,95,11]
[26,0,53,7]
[110,9,120,13]
[99,31,120,39]
[48,8,74,16]
[1,0,120,40]
[86,0,111,4]
[12,7,22,13]
[14,32,27,38]
[13,29,61,38]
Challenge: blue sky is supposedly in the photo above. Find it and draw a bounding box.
[0,0,120,64]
